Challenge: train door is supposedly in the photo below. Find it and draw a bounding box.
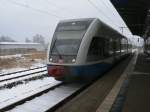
[111,38,121,61]
[115,38,121,57]
[86,37,110,62]
[121,38,128,55]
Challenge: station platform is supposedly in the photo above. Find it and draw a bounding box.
[120,51,150,112]
[54,50,150,112]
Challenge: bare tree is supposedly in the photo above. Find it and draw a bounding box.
[33,34,45,46]
[25,38,31,43]
[0,35,15,42]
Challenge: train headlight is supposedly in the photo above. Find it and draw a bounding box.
[50,58,53,61]
[72,59,76,63]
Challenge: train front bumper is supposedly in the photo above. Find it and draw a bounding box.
[47,62,112,81]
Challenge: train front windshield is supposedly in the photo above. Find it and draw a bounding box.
[50,20,92,63]
[52,31,84,56]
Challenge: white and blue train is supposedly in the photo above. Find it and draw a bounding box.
[47,18,132,81]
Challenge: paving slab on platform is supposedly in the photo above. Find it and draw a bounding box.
[122,74,150,112]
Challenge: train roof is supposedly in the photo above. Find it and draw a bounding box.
[58,18,127,39]
[59,18,96,23]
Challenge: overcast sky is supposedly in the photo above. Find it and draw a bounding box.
[0,0,132,42]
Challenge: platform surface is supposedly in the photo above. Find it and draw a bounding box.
[122,52,150,112]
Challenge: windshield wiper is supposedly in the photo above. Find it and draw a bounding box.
[50,40,62,59]
[54,46,62,59]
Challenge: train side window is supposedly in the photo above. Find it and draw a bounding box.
[87,37,108,62]
[121,38,125,54]
[114,39,121,55]
[109,39,114,56]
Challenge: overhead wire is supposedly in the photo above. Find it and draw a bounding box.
[45,0,73,17]
[5,0,64,19]
[100,0,132,34]
[87,0,120,29]
[4,0,130,34]
[45,0,81,18]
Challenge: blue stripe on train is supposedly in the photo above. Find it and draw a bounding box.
[47,62,112,78]
[70,62,112,77]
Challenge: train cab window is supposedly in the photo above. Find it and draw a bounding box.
[87,37,110,62]
[50,20,92,57]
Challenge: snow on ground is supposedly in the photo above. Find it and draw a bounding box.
[0,63,46,75]
[0,54,23,59]
[0,77,60,105]
[0,71,48,88]
[32,60,46,68]
[0,53,46,75]
[0,67,47,80]
[8,83,84,112]
[0,68,27,75]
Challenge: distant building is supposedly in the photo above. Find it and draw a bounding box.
[0,42,45,55]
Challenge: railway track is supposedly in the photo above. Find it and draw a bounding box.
[0,66,87,112]
[0,66,48,89]
[0,65,89,112]
[0,82,63,111]
[0,82,86,112]
[0,66,46,77]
